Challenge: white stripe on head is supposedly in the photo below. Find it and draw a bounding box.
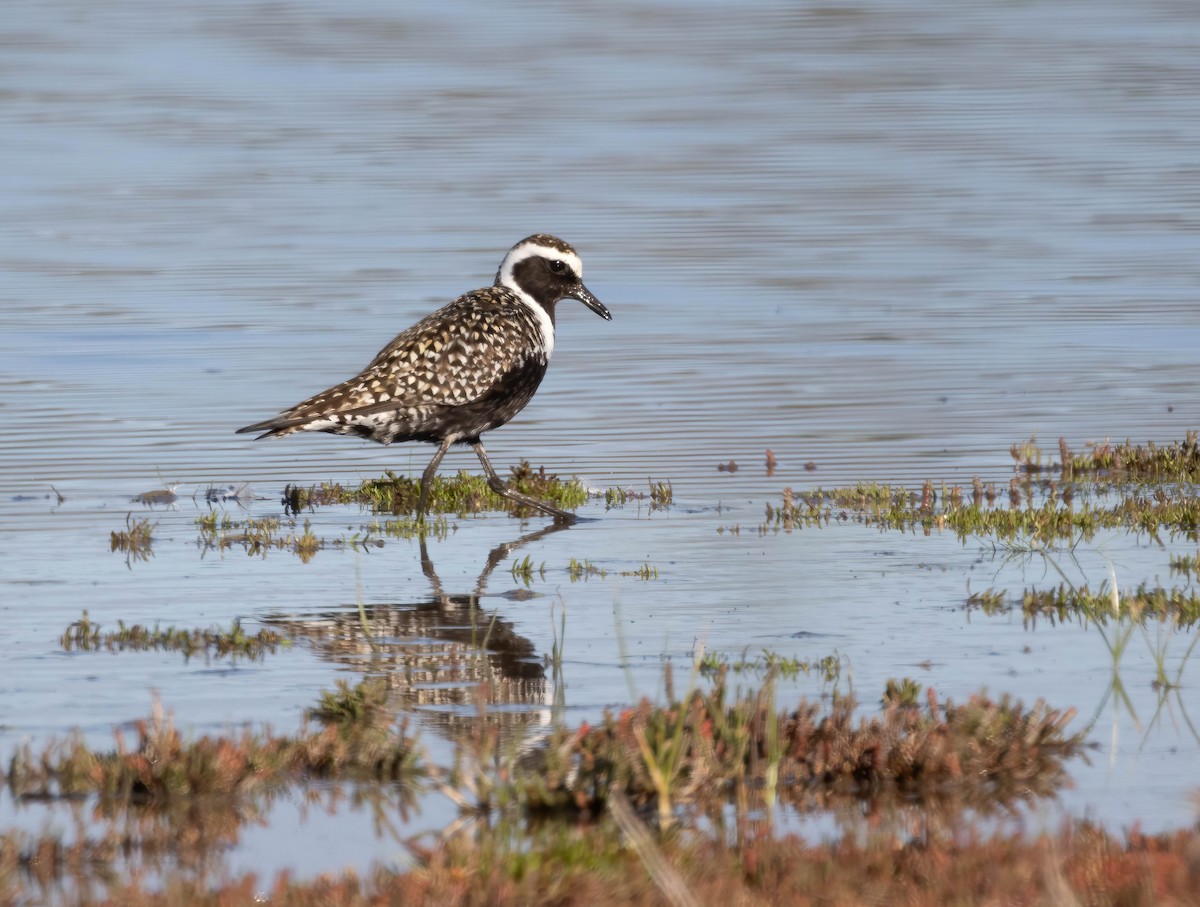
[497,238,583,290]
[495,237,584,360]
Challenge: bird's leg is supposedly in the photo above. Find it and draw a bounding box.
[472,440,577,524]
[417,437,454,522]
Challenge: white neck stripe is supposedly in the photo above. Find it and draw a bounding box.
[495,240,581,361]
[509,283,555,359]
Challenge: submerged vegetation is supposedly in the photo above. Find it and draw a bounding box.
[604,479,674,511]
[110,513,156,566]
[968,583,1200,628]
[697,649,844,684]
[109,461,673,562]
[1017,431,1200,482]
[3,694,421,806]
[30,604,1095,819]
[280,460,589,517]
[36,435,1199,902]
[1,670,1082,821]
[3,817,1200,906]
[60,611,287,661]
[194,510,452,560]
[0,659,1095,905]
[566,558,661,581]
[756,434,1200,546]
[760,476,1200,543]
[520,681,1081,818]
[194,511,383,561]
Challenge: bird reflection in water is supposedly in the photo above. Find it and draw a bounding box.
[263,522,571,742]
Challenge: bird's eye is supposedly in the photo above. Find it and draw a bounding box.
[549,260,566,274]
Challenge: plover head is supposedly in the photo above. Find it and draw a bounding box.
[495,234,611,327]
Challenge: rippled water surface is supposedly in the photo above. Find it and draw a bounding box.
[2,0,1200,881]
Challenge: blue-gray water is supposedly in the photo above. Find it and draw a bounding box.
[2,0,1199,881]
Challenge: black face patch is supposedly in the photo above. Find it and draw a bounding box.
[511,256,578,311]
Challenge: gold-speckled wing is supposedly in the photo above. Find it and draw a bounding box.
[237,288,546,439]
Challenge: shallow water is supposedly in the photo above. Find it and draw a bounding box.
[2,0,1200,881]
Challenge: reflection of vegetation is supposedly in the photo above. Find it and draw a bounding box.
[194,511,372,559]
[59,610,101,650]
[363,515,449,541]
[1077,606,1200,751]
[509,554,545,584]
[568,557,605,581]
[622,562,660,580]
[0,646,1091,905]
[968,570,1200,749]
[59,612,287,661]
[109,513,156,567]
[1025,584,1200,627]
[604,479,674,511]
[1169,550,1200,578]
[967,584,1200,627]
[965,587,1007,615]
[1142,625,1200,746]
[762,481,1200,543]
[566,559,661,582]
[1090,617,1139,736]
[195,511,437,561]
[195,512,327,561]
[0,675,1083,824]
[5,814,1200,906]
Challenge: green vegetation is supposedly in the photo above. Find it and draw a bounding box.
[4,680,421,807]
[566,559,660,581]
[4,817,1198,906]
[110,514,156,566]
[604,479,674,511]
[697,649,844,684]
[1,672,1081,817]
[882,677,923,707]
[511,682,1081,817]
[1169,549,1200,578]
[309,676,395,729]
[966,584,1200,627]
[60,612,287,661]
[1014,431,1200,482]
[757,435,1200,546]
[40,433,1200,905]
[509,554,545,584]
[0,623,1106,907]
[195,512,327,561]
[281,461,588,516]
[622,562,660,580]
[194,511,441,560]
[964,587,1007,615]
[568,557,605,581]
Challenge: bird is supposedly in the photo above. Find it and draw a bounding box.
[236,234,612,524]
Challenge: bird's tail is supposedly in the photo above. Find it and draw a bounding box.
[234,417,307,440]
